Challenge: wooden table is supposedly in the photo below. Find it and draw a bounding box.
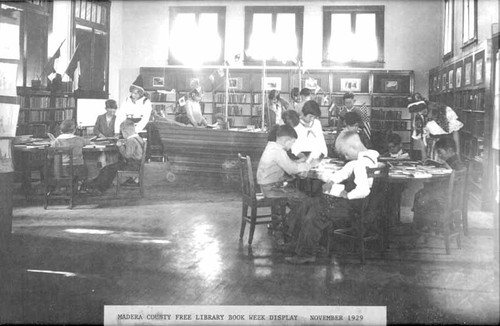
[13,144,119,199]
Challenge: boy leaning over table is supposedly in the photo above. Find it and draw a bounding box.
[286,131,384,264]
[413,137,464,231]
[257,125,318,241]
[84,119,145,196]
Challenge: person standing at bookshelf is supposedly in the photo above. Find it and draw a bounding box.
[328,92,371,140]
[94,99,117,138]
[264,90,289,128]
[114,75,152,135]
[175,89,208,128]
[408,93,463,161]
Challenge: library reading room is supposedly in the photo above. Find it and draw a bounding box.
[0,0,499,325]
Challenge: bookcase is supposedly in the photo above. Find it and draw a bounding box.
[16,88,76,136]
[139,67,414,137]
[428,39,495,209]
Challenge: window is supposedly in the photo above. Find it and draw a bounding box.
[72,0,110,96]
[462,0,477,45]
[443,0,453,58]
[2,1,51,87]
[169,7,225,66]
[323,6,384,66]
[244,6,303,64]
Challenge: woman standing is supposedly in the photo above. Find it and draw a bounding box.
[408,93,463,161]
[114,75,152,135]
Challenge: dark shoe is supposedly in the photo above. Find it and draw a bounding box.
[88,188,102,196]
[285,255,316,264]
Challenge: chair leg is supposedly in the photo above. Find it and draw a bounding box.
[240,203,248,240]
[359,222,365,264]
[248,206,257,245]
[462,205,469,236]
[139,180,144,197]
[444,222,451,255]
[116,175,119,196]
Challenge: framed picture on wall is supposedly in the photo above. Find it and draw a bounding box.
[464,56,473,86]
[228,77,242,89]
[442,72,447,90]
[262,77,281,91]
[437,74,441,92]
[340,78,361,92]
[455,62,463,89]
[152,77,164,87]
[382,79,399,92]
[474,51,485,85]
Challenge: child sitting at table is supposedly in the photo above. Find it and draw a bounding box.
[337,111,372,150]
[413,137,464,230]
[93,99,118,138]
[285,131,382,264]
[383,133,409,159]
[52,119,90,180]
[85,119,145,195]
[257,125,315,238]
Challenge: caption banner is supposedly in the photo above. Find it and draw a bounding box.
[104,305,386,325]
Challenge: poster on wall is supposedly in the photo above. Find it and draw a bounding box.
[340,78,361,92]
[262,77,282,91]
[0,138,13,173]
[448,69,454,89]
[474,52,484,85]
[0,103,19,137]
[455,65,462,88]
[0,62,17,96]
[464,56,473,86]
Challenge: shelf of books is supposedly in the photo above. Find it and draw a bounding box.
[16,88,76,136]
[428,39,495,209]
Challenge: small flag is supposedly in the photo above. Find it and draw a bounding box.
[65,44,80,80]
[42,40,64,77]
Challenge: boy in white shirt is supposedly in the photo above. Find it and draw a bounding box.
[286,131,382,264]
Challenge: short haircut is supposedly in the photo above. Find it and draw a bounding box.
[276,124,298,139]
[343,92,355,100]
[214,113,225,121]
[281,110,300,127]
[301,100,321,117]
[290,87,300,98]
[387,133,402,145]
[105,99,117,109]
[435,137,457,152]
[344,111,362,126]
[335,130,365,156]
[299,88,311,97]
[60,119,76,133]
[120,119,136,133]
[267,125,279,142]
[268,89,280,101]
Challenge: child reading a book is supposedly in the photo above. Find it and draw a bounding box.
[94,99,117,137]
[383,133,409,159]
[286,131,382,264]
[52,119,90,180]
[85,119,145,195]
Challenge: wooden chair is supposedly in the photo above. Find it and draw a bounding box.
[43,147,77,209]
[237,153,286,246]
[115,140,147,197]
[418,168,467,254]
[461,161,470,236]
[328,163,389,263]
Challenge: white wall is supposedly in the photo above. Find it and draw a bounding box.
[109,0,443,100]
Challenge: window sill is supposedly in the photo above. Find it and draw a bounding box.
[442,52,453,62]
[462,38,478,49]
[321,61,385,68]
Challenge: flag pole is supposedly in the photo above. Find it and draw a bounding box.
[261,59,266,130]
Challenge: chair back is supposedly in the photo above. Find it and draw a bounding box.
[45,147,73,180]
[30,123,48,138]
[238,153,256,201]
[447,167,468,216]
[361,163,389,213]
[139,139,147,181]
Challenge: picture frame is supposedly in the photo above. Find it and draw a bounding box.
[152,77,164,88]
[340,78,361,92]
[442,72,447,90]
[262,77,282,91]
[381,79,399,92]
[228,77,242,90]
[464,56,473,86]
[455,63,463,89]
[304,77,318,90]
[474,51,484,85]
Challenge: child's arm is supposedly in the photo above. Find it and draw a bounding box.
[326,161,355,184]
[345,160,371,200]
[276,150,310,176]
[135,100,152,132]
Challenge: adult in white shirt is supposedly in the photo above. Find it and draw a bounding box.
[114,75,152,135]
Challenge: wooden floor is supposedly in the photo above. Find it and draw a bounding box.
[0,163,499,324]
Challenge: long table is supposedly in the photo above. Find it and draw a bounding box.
[13,144,119,199]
